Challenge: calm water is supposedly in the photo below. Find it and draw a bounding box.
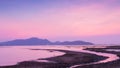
[0,45,119,67]
[0,46,65,66]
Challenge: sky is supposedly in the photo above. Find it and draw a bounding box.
[0,0,120,44]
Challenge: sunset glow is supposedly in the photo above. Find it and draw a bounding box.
[0,0,120,44]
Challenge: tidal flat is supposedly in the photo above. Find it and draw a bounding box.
[0,45,120,68]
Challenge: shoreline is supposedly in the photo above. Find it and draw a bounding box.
[0,48,107,68]
[79,46,120,68]
[0,45,120,68]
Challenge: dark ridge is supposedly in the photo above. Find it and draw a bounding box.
[0,37,93,45]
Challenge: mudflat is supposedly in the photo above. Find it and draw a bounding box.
[0,45,120,68]
[0,48,106,68]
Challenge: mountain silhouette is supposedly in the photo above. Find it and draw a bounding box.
[0,37,93,45]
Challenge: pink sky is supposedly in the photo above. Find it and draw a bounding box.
[0,0,120,44]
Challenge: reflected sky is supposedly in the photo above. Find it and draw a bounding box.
[0,46,65,66]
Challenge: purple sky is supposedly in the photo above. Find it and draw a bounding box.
[0,0,120,44]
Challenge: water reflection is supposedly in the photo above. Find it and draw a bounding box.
[0,46,65,66]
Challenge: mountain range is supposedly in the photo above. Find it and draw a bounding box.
[0,37,93,45]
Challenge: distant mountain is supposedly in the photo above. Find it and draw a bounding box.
[53,41,93,45]
[0,37,93,45]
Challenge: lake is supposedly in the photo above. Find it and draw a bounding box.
[0,46,66,66]
[0,45,119,68]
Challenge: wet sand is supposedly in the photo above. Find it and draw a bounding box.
[81,45,120,68]
[0,48,106,68]
[0,45,120,68]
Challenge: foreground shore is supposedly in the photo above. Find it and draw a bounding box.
[80,46,120,68]
[0,45,120,68]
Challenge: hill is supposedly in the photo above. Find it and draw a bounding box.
[0,37,93,45]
